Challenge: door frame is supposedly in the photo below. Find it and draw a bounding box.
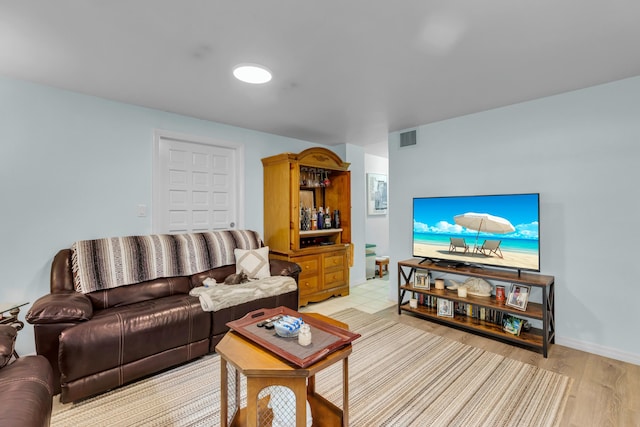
[152,129,245,234]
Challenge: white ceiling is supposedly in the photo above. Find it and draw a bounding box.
[2,1,640,158]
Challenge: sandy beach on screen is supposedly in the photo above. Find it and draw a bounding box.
[413,242,539,271]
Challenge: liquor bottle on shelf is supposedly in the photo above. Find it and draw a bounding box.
[299,203,303,230]
[317,207,324,230]
[301,208,311,231]
[333,209,340,229]
[324,207,332,229]
[311,208,317,230]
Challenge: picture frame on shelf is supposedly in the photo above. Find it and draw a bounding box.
[437,299,454,317]
[502,315,524,336]
[506,284,531,311]
[414,271,430,289]
[299,190,315,209]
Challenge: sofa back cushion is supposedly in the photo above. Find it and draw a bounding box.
[51,230,266,309]
[71,230,263,293]
[189,265,237,288]
[87,276,192,309]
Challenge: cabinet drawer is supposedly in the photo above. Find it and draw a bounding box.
[324,269,345,288]
[323,253,345,270]
[295,257,319,276]
[299,276,319,296]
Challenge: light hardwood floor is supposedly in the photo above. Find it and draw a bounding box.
[301,276,640,427]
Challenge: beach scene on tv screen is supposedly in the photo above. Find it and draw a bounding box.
[413,194,540,271]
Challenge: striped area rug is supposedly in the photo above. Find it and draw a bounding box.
[51,309,571,426]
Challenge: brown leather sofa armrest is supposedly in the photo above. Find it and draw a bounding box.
[26,291,93,324]
[0,325,17,368]
[269,259,302,279]
[0,355,54,427]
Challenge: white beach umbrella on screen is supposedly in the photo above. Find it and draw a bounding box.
[453,212,515,249]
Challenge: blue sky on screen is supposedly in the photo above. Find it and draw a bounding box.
[413,194,539,239]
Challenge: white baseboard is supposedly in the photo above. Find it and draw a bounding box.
[556,336,640,366]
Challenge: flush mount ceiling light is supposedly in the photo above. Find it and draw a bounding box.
[233,64,272,84]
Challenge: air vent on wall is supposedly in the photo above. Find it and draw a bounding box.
[400,130,417,147]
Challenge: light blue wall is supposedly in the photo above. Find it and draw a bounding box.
[324,144,367,285]
[389,76,640,364]
[365,153,389,257]
[345,144,366,285]
[0,76,328,356]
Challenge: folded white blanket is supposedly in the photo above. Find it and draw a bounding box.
[189,276,297,312]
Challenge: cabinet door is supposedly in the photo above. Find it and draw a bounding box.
[290,162,301,250]
[263,160,295,252]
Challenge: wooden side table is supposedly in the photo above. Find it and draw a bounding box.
[216,313,351,427]
[375,257,389,278]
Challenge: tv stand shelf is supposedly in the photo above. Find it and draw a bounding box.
[398,258,555,357]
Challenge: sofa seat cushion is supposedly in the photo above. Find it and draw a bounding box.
[211,291,299,338]
[189,276,297,312]
[58,294,210,384]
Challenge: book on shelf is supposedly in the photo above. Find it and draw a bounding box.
[406,290,526,330]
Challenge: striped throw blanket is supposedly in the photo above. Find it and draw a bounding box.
[71,230,263,294]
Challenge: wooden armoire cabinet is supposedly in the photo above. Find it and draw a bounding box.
[262,147,351,307]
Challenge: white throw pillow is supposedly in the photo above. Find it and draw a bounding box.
[235,246,271,279]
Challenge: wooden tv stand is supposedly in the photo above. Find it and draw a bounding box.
[397,258,555,357]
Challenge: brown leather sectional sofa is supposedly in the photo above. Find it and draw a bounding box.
[0,325,54,426]
[26,235,301,403]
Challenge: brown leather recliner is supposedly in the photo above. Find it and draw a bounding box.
[0,325,54,426]
[27,235,300,403]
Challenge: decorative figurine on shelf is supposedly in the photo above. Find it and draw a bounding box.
[446,277,492,297]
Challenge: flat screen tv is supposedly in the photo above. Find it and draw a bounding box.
[413,193,540,272]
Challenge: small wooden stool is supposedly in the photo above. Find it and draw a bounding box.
[375,257,389,278]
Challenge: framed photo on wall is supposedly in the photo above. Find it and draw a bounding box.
[367,173,388,215]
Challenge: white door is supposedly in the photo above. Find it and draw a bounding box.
[153,130,244,234]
